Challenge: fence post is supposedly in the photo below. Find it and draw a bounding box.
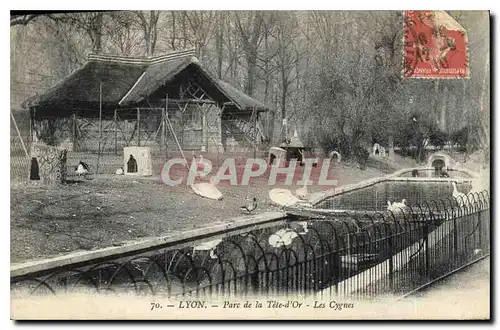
[477,211,482,253]
[453,216,458,268]
[388,232,394,293]
[423,222,430,280]
[163,96,168,161]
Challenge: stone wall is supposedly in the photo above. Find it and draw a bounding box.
[29,143,67,185]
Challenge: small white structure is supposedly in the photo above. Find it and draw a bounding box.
[426,152,455,169]
[372,143,387,158]
[268,147,287,166]
[123,146,153,176]
[329,150,342,162]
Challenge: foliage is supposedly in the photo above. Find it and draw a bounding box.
[450,126,470,152]
[428,126,448,150]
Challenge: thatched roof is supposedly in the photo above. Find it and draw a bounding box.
[217,80,267,111]
[22,49,269,114]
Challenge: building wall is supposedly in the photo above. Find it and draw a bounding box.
[31,106,263,155]
[221,113,255,152]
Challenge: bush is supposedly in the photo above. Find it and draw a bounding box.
[450,126,469,151]
[428,126,448,150]
[318,133,352,160]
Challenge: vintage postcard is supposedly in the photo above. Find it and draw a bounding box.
[10,10,490,320]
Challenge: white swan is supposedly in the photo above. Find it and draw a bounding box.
[387,199,408,212]
[452,182,468,206]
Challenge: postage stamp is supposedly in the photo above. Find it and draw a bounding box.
[403,10,469,79]
[9,9,490,321]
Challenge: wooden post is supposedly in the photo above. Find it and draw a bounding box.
[31,107,37,144]
[96,82,103,175]
[137,107,140,147]
[29,107,33,147]
[114,110,118,155]
[164,95,168,160]
[11,111,29,159]
[253,107,257,159]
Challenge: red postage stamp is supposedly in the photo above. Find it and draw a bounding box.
[403,10,469,79]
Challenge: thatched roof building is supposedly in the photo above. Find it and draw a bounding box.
[23,49,268,119]
[22,49,269,153]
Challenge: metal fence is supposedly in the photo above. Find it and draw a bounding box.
[315,177,474,212]
[11,191,490,299]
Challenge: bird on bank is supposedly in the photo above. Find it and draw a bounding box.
[452,182,468,206]
[115,167,124,175]
[240,197,258,214]
[75,161,90,178]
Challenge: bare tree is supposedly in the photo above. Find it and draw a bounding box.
[10,14,40,26]
[271,12,300,139]
[184,11,216,60]
[133,10,160,57]
[106,12,142,55]
[234,11,265,96]
[215,11,225,79]
[61,12,105,53]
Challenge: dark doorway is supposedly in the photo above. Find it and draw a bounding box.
[269,154,276,165]
[432,159,445,177]
[127,155,138,173]
[30,157,40,180]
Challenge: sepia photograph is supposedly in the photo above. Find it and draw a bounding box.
[9,8,491,320]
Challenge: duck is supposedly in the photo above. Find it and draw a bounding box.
[452,182,468,206]
[115,167,124,175]
[387,199,408,212]
[240,197,257,214]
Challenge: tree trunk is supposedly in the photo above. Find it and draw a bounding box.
[171,11,176,50]
[478,54,490,163]
[434,80,440,126]
[245,59,256,96]
[440,84,448,131]
[92,13,103,53]
[181,12,187,48]
[215,12,223,79]
[388,134,395,160]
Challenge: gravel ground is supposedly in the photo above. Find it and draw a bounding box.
[11,161,394,264]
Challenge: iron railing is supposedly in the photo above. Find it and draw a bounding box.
[11,191,490,299]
